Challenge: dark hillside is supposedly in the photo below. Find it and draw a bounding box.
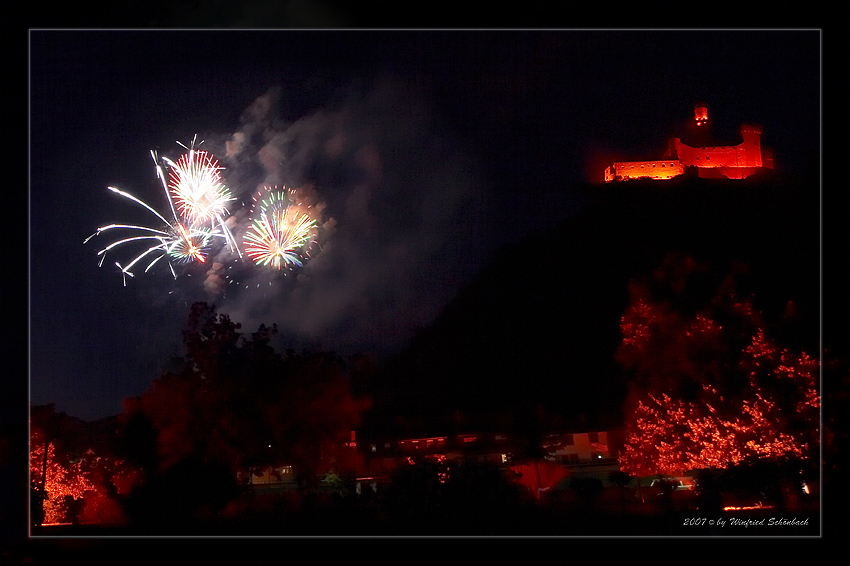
[363,172,820,438]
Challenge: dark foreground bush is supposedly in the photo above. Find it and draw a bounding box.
[120,456,239,534]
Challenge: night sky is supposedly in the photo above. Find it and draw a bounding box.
[28,29,821,422]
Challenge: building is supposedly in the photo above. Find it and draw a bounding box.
[240,428,627,496]
[604,105,774,182]
[544,430,615,465]
[354,429,625,494]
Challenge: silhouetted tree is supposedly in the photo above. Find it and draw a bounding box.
[608,470,632,487]
[507,402,562,501]
[608,470,633,512]
[694,469,722,514]
[115,409,158,477]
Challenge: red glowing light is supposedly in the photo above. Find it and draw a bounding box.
[723,502,775,511]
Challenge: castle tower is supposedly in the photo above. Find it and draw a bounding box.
[694,104,709,127]
[688,103,711,147]
[738,124,763,168]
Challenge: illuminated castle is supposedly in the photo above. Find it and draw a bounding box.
[604,105,774,183]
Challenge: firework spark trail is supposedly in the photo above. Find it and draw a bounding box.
[85,212,213,285]
[85,187,184,284]
[151,149,180,222]
[106,186,174,227]
[85,142,218,285]
[244,189,317,270]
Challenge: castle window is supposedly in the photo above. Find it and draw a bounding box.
[661,163,665,167]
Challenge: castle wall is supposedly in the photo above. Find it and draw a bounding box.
[676,137,762,169]
[696,166,761,180]
[605,159,684,182]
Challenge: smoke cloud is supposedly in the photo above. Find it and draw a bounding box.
[196,78,485,355]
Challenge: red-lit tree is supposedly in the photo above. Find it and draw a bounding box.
[125,302,371,485]
[30,404,142,526]
[29,427,94,524]
[616,254,819,478]
[74,453,140,526]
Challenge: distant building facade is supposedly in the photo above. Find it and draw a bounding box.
[241,428,627,495]
[604,105,774,182]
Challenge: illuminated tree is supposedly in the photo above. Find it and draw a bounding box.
[29,427,94,524]
[29,404,143,526]
[616,254,819,478]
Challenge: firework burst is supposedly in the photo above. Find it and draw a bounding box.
[244,188,318,270]
[87,140,328,289]
[165,149,230,223]
[85,138,224,285]
[84,187,213,285]
[168,222,213,264]
[161,137,240,256]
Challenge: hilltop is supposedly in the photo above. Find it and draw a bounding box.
[363,171,821,438]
